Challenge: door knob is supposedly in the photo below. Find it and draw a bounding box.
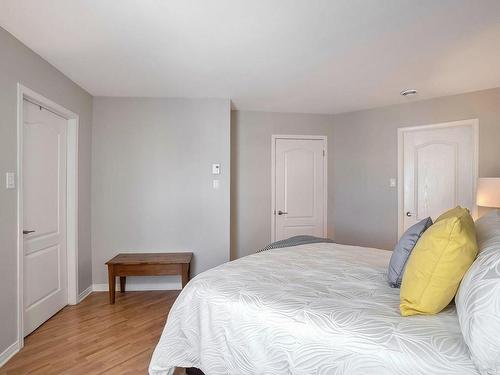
[23,230,35,235]
[278,210,288,215]
[406,212,414,217]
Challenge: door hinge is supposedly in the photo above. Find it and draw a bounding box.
[323,149,326,157]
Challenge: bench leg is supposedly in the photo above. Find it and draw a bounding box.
[108,265,115,304]
[181,264,190,288]
[120,276,126,293]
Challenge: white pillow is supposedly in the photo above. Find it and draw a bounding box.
[456,210,500,374]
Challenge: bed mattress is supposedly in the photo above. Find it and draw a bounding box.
[149,243,478,375]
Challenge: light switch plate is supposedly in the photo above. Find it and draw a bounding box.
[213,179,220,189]
[389,178,396,187]
[212,163,220,175]
[5,172,16,189]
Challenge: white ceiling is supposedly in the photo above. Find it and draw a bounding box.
[1,0,500,114]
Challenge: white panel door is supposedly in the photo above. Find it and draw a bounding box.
[23,99,68,336]
[402,122,477,232]
[274,138,326,241]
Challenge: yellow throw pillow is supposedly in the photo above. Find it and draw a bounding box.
[400,206,478,316]
[435,206,470,222]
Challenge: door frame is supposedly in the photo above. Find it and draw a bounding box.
[397,119,479,238]
[271,135,328,242]
[16,84,79,348]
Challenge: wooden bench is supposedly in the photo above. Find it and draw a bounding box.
[105,252,193,304]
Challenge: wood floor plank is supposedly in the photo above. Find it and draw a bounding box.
[1,291,180,375]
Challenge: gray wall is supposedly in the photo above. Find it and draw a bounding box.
[2,20,500,362]
[92,98,231,287]
[331,87,500,250]
[231,111,335,259]
[231,88,500,260]
[0,28,92,354]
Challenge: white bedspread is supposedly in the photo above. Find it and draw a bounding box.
[149,243,478,375]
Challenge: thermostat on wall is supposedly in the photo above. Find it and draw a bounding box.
[212,164,220,175]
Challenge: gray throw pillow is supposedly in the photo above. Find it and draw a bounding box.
[387,217,433,288]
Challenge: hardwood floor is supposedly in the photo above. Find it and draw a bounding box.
[1,291,183,375]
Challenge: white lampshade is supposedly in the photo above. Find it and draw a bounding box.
[477,178,500,208]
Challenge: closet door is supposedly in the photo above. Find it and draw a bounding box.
[273,137,327,241]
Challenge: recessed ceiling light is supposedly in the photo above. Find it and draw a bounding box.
[400,89,418,96]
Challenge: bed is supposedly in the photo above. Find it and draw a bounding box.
[149,243,478,375]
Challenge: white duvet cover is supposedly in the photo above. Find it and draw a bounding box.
[149,243,478,375]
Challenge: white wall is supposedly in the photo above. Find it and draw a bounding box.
[92,97,231,289]
[0,27,93,357]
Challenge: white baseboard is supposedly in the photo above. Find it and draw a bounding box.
[0,341,20,368]
[78,285,93,302]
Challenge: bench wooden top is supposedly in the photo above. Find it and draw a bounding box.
[105,252,192,265]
